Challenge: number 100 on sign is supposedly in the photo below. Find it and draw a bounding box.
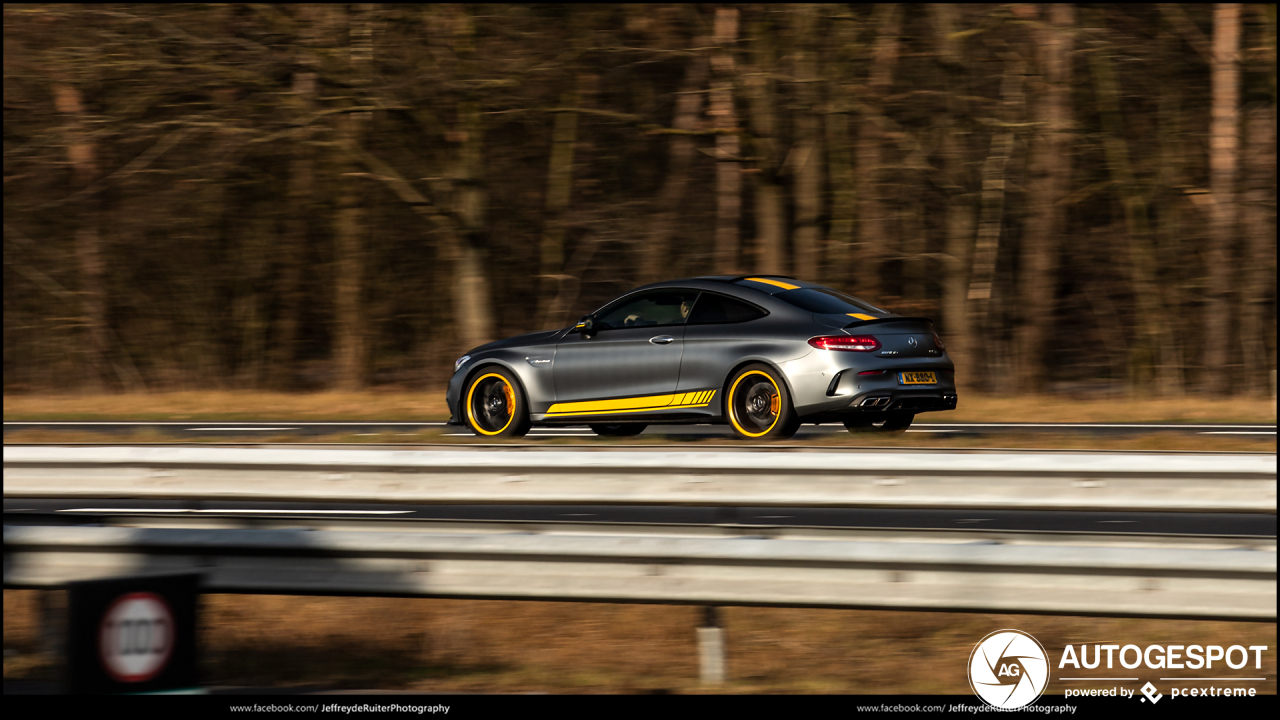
[99,592,174,682]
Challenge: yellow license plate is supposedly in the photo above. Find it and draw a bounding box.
[898,371,937,385]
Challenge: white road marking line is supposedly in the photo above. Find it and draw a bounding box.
[905,429,962,433]
[915,423,1273,429]
[6,421,449,426]
[1159,678,1266,681]
[531,433,606,437]
[58,508,413,515]
[60,508,193,513]
[193,509,412,515]
[1209,430,1278,435]
[185,422,296,427]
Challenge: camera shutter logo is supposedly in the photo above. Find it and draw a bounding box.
[969,630,1049,709]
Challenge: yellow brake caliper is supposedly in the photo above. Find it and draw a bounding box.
[770,392,780,416]
[502,380,515,415]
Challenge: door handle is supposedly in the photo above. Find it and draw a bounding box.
[649,335,675,345]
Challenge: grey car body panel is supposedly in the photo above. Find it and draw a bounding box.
[553,325,686,408]
[446,276,956,427]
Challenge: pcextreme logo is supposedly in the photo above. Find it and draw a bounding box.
[969,629,1051,709]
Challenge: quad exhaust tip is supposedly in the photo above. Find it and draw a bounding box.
[859,397,891,407]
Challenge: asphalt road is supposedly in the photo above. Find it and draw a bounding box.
[6,498,1274,538]
[4,420,1276,440]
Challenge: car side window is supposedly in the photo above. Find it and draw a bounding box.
[594,290,700,331]
[687,293,767,325]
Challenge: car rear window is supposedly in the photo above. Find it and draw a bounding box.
[773,288,883,315]
[687,293,767,324]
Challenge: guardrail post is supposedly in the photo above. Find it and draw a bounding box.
[39,589,65,668]
[697,605,725,685]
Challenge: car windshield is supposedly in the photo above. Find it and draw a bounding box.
[773,288,884,315]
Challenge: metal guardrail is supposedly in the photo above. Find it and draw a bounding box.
[4,524,1275,620]
[4,446,1276,512]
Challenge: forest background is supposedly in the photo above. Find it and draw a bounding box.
[4,4,1275,399]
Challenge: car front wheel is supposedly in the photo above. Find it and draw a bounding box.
[725,364,801,440]
[463,367,531,438]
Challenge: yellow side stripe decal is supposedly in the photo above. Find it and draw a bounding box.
[744,277,799,290]
[545,404,712,418]
[547,390,716,416]
[847,313,876,321]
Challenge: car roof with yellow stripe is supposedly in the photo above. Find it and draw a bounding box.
[639,275,823,295]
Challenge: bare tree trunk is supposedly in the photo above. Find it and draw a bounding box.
[1089,15,1165,395]
[452,101,495,351]
[1017,4,1074,394]
[334,114,367,391]
[332,5,372,391]
[712,7,741,274]
[824,109,855,288]
[53,83,112,391]
[791,5,823,282]
[270,67,315,389]
[932,4,977,392]
[538,87,578,329]
[747,15,784,276]
[641,58,707,285]
[1154,20,1189,396]
[966,53,1023,380]
[1205,3,1241,394]
[823,14,857,289]
[854,4,902,304]
[1241,106,1275,395]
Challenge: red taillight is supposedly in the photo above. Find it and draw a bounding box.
[933,332,946,351]
[809,335,880,352]
[857,370,887,376]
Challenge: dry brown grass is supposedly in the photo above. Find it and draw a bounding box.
[2,391,451,422]
[4,590,1274,694]
[4,390,1276,424]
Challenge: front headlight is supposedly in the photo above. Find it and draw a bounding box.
[454,355,471,373]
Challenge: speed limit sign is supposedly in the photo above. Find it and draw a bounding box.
[99,592,174,682]
[67,573,199,694]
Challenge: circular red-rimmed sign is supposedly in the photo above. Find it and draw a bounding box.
[98,592,174,683]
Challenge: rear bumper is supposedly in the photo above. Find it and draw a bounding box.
[847,389,958,413]
[799,389,957,424]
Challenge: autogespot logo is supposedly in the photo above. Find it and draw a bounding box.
[969,630,1050,709]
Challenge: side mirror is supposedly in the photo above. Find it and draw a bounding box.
[575,316,596,338]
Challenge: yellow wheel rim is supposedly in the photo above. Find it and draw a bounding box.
[466,373,516,436]
[727,370,781,438]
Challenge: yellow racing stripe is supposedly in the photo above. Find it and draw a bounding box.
[744,277,799,290]
[546,390,717,417]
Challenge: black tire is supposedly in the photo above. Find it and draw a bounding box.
[590,423,647,437]
[843,412,914,435]
[724,363,801,440]
[463,367,531,438]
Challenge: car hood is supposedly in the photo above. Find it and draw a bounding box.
[469,328,564,354]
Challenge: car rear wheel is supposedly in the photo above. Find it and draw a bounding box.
[589,423,647,437]
[725,364,801,440]
[844,412,914,435]
[464,368,531,438]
